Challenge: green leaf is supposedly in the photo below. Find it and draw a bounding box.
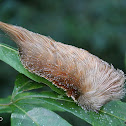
[43,98,126,126]
[13,90,126,126]
[11,103,71,126]
[40,99,126,126]
[12,74,44,100]
[0,43,64,95]
[12,74,66,112]
[15,92,66,112]
[0,96,12,113]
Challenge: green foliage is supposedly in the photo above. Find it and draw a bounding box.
[11,105,71,126]
[0,43,126,126]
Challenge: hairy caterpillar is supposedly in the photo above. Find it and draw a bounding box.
[0,21,125,112]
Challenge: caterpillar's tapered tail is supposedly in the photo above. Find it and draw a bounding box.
[0,21,125,111]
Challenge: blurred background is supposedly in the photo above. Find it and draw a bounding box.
[0,0,126,125]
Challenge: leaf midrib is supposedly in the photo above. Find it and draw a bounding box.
[0,44,18,53]
[100,109,126,122]
[13,103,40,126]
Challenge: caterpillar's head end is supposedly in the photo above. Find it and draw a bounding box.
[77,66,126,111]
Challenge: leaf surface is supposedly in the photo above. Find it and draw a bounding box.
[11,103,71,126]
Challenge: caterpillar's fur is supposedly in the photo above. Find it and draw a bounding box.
[0,21,125,112]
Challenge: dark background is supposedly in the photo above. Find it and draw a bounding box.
[0,0,126,126]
